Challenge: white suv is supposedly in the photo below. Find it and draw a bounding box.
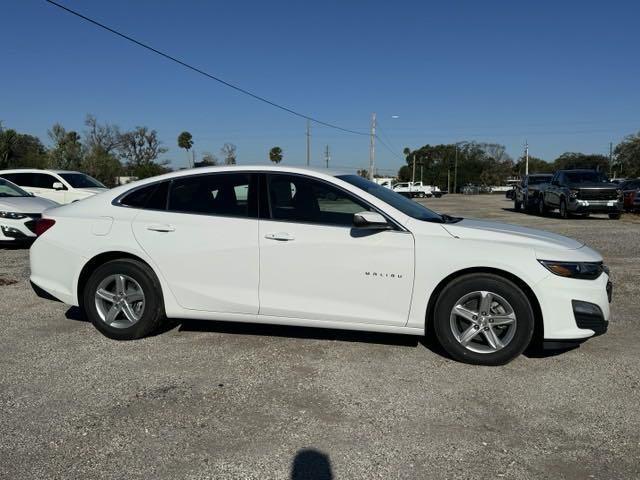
[0,169,107,204]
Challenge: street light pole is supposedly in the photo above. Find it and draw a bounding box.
[454,145,458,194]
[369,112,376,179]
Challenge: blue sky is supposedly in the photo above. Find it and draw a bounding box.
[2,0,639,174]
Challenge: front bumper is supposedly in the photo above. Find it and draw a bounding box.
[0,217,38,243]
[568,198,622,214]
[533,272,611,342]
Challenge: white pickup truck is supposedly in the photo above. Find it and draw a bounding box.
[392,181,443,198]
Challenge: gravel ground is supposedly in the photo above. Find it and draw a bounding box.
[1,194,639,480]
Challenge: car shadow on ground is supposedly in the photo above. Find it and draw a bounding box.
[64,307,578,360]
[179,317,421,348]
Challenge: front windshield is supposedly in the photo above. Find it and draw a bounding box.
[59,173,106,189]
[337,174,445,222]
[0,178,30,197]
[528,175,552,185]
[564,171,608,184]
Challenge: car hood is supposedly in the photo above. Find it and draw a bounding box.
[441,218,594,259]
[0,196,60,214]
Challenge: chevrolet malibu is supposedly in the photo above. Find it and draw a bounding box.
[29,166,611,365]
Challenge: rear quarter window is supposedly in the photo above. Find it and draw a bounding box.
[119,181,169,210]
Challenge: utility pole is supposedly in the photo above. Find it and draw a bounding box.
[447,168,451,194]
[325,145,330,169]
[369,112,376,179]
[411,154,416,184]
[420,162,423,183]
[524,140,529,175]
[306,119,311,166]
[609,142,613,177]
[453,145,458,194]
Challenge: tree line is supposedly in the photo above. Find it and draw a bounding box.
[399,134,640,191]
[0,115,288,187]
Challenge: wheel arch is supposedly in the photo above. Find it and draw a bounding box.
[76,251,158,306]
[425,267,544,344]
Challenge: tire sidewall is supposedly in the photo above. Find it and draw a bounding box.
[82,259,164,340]
[433,274,535,365]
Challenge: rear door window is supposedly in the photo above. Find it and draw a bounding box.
[168,173,256,218]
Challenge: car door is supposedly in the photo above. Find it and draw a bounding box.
[258,173,415,326]
[547,172,561,207]
[130,172,260,314]
[32,173,67,204]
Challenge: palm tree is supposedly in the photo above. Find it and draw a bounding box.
[177,131,193,168]
[269,146,283,164]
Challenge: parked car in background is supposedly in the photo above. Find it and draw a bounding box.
[620,179,640,212]
[541,169,623,219]
[0,177,58,244]
[514,173,553,213]
[392,181,440,198]
[505,187,516,199]
[0,169,107,204]
[30,166,612,366]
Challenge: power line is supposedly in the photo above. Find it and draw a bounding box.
[44,0,369,137]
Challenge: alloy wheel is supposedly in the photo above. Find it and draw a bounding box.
[94,274,146,329]
[449,290,517,354]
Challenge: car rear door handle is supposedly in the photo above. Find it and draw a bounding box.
[146,224,175,233]
[264,232,295,241]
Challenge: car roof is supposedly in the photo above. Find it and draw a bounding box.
[0,168,82,174]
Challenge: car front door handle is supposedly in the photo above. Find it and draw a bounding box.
[146,224,175,233]
[264,232,295,241]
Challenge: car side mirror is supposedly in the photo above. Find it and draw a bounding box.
[52,182,65,190]
[353,211,391,230]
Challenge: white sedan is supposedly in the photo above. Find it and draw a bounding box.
[0,178,59,243]
[29,166,611,365]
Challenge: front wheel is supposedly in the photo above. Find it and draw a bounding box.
[514,199,522,211]
[82,259,166,340]
[537,198,548,216]
[559,199,569,219]
[432,274,535,365]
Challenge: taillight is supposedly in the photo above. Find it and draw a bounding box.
[35,218,56,236]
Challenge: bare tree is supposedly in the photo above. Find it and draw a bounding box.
[221,143,237,165]
[117,126,168,168]
[84,115,121,154]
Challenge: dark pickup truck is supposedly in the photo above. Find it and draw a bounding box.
[514,173,553,213]
[541,169,623,219]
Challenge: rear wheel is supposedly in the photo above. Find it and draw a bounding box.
[82,259,166,340]
[433,274,535,365]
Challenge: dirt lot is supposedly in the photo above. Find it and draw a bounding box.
[1,194,639,480]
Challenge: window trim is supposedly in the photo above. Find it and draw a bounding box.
[113,172,259,220]
[263,172,407,231]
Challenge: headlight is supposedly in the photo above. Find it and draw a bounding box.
[0,211,27,220]
[538,260,605,280]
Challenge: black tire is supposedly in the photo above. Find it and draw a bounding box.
[514,199,522,211]
[537,198,548,216]
[432,273,535,366]
[82,259,166,340]
[559,198,569,219]
[609,212,621,220]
